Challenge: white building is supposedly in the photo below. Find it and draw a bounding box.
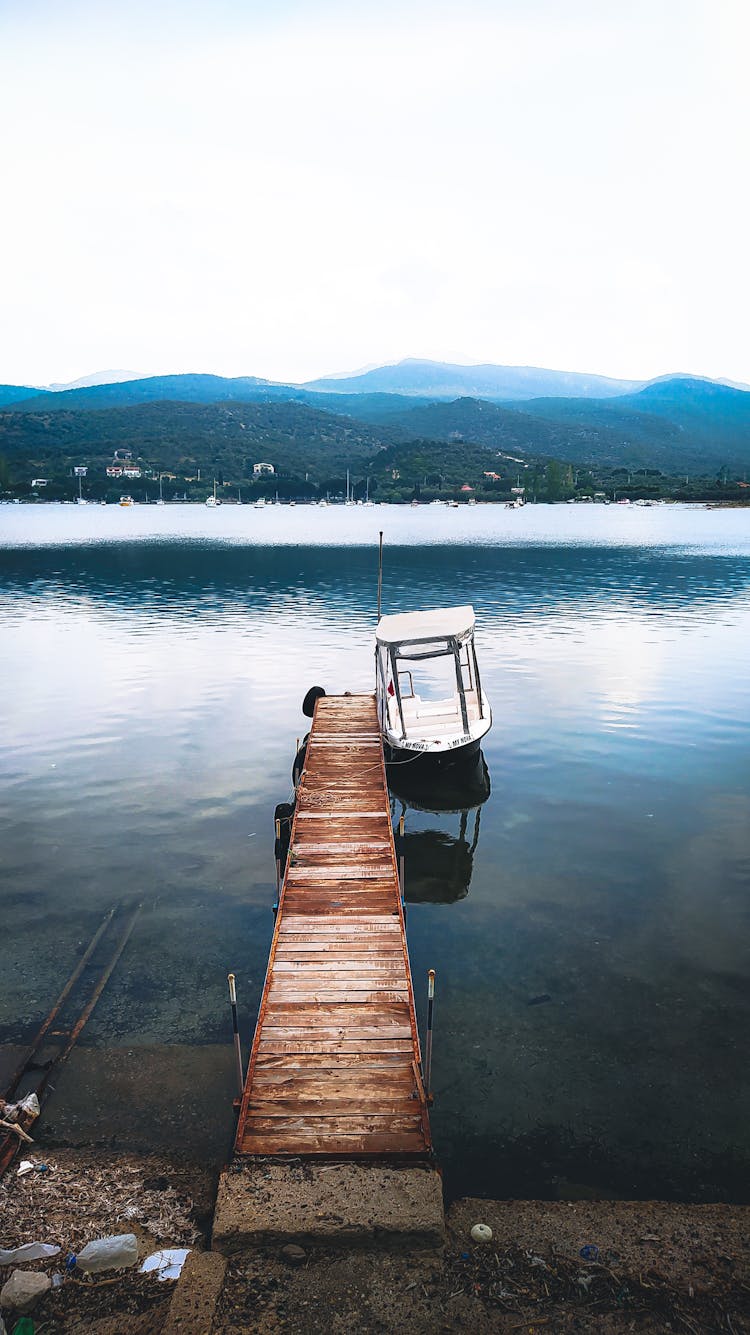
[253,461,275,475]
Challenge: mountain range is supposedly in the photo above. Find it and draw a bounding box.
[304,358,648,400]
[1,358,749,480]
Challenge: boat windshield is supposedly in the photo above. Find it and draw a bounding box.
[376,632,484,742]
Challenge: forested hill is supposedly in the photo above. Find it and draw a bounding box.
[1,396,584,503]
[0,399,400,478]
[506,378,750,471]
[6,373,280,412]
[353,395,688,471]
[0,383,49,407]
[0,373,440,422]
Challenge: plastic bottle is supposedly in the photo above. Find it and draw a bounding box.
[70,1233,138,1274]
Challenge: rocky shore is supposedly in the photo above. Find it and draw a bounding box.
[1,1150,749,1333]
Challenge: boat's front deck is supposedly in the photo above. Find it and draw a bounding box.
[387,689,484,739]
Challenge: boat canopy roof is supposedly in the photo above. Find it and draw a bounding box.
[376,605,476,648]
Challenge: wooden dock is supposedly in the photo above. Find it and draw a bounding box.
[235,694,431,1159]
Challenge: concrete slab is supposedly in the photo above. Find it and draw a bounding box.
[212,1161,445,1252]
[162,1250,227,1335]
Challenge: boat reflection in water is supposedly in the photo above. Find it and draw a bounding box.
[388,749,490,904]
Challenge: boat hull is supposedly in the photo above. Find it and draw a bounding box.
[384,734,482,769]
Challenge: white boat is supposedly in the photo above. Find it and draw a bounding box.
[156,474,165,505]
[119,494,134,507]
[375,605,491,766]
[206,479,220,508]
[254,496,266,509]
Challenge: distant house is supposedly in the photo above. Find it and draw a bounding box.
[31,478,48,487]
[253,461,275,475]
[73,466,88,477]
[122,467,141,479]
[511,486,525,496]
[460,484,474,492]
[106,466,123,478]
[483,471,501,481]
[113,450,133,462]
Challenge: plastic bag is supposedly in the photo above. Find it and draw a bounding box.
[0,1243,60,1265]
[140,1248,190,1280]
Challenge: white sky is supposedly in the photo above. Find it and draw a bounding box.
[0,0,747,387]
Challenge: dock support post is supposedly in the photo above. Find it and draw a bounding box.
[227,973,244,1098]
[424,969,436,1103]
[398,813,405,904]
[274,818,282,913]
[377,530,383,620]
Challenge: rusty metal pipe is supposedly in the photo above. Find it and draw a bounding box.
[3,907,115,1101]
[424,969,436,1102]
[228,973,244,1097]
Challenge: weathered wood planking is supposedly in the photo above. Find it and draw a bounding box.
[235,694,431,1159]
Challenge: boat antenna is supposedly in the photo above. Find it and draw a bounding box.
[377,530,383,621]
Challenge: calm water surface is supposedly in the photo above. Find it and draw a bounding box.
[1,503,749,1200]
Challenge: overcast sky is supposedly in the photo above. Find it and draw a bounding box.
[1,0,747,386]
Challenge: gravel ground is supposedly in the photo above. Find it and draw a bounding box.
[214,1198,750,1334]
[0,1149,214,1334]
[2,1152,749,1333]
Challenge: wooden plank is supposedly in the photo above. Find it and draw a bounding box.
[272,960,404,973]
[266,992,409,1006]
[256,1039,415,1055]
[239,1132,427,1155]
[242,1114,423,1134]
[250,1064,415,1083]
[295,812,388,820]
[279,915,398,928]
[259,1026,414,1041]
[254,1053,411,1070]
[247,1099,417,1117]
[274,940,403,952]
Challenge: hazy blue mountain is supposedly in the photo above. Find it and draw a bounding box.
[4,373,441,419]
[45,370,143,391]
[304,358,645,400]
[621,376,750,432]
[510,377,750,470]
[8,373,282,412]
[0,384,52,407]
